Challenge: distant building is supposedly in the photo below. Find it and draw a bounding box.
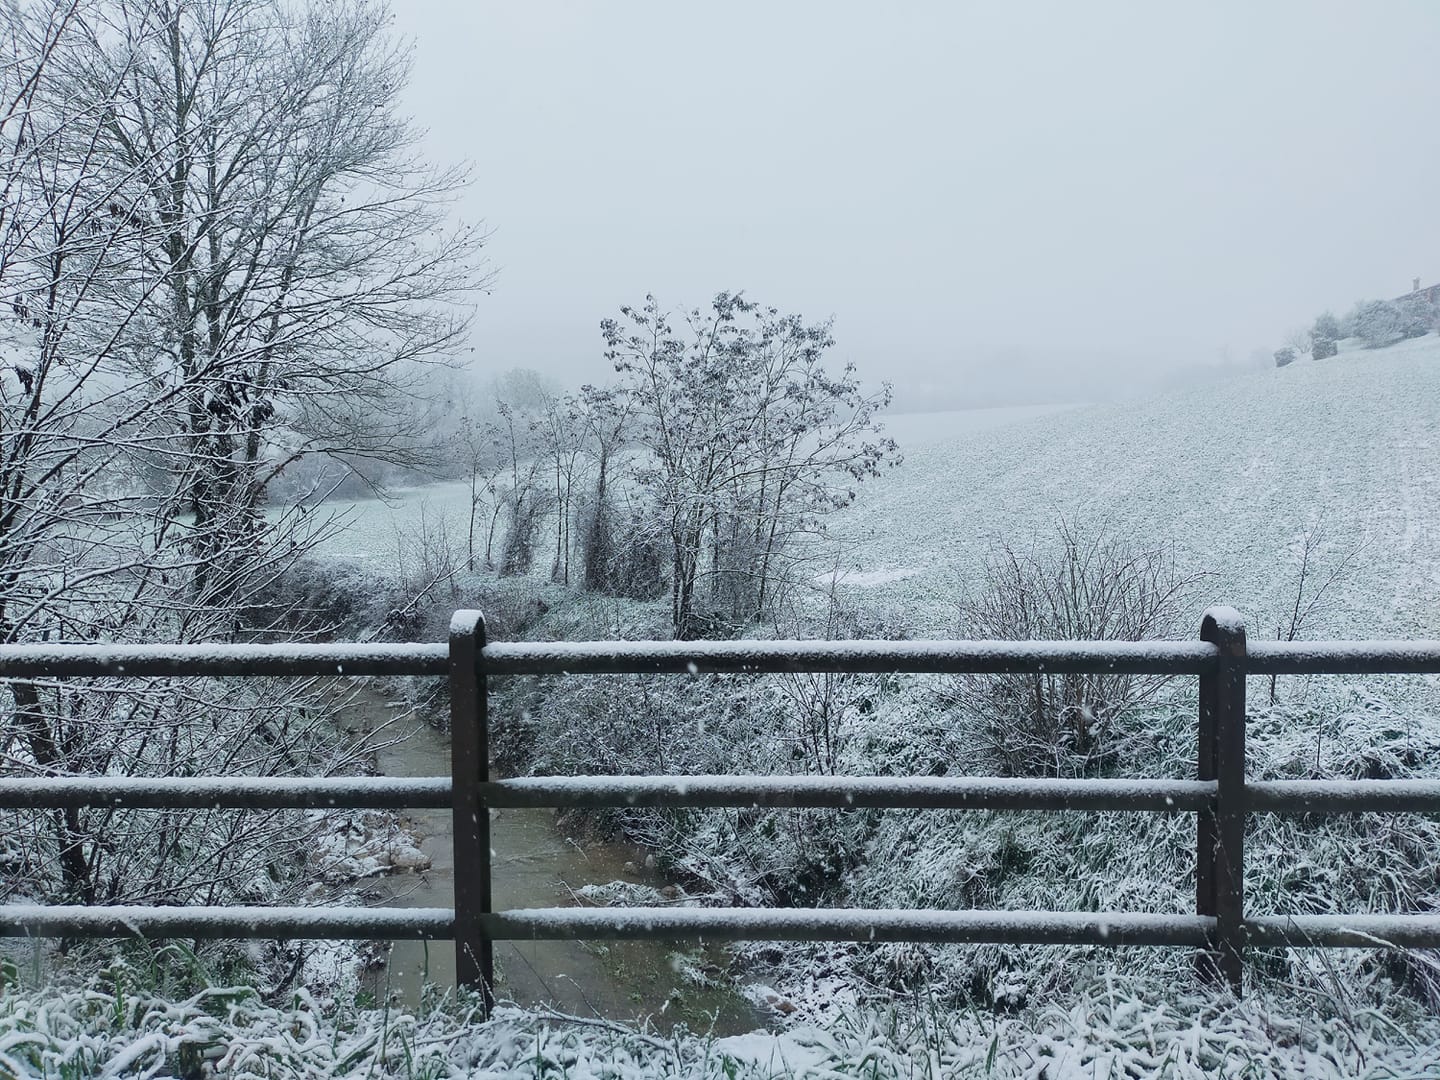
[1394,279,1440,305]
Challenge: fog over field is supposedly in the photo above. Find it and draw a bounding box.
[395,1,1440,408]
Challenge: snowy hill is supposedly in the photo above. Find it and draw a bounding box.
[840,334,1440,642]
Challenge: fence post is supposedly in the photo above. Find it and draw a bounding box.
[1196,607,1247,994]
[449,609,493,1010]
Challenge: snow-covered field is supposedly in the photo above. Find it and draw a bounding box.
[835,335,1440,641]
[315,328,1440,649]
[303,403,1083,568]
[303,480,477,566]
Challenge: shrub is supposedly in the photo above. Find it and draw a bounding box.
[498,494,545,576]
[579,495,615,593]
[1312,311,1342,342]
[1310,337,1337,360]
[1398,295,1435,339]
[1274,347,1296,367]
[1350,299,1408,349]
[250,555,396,638]
[945,521,1204,777]
[607,510,669,600]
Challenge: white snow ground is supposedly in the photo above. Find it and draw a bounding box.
[302,403,1081,567]
[834,335,1440,642]
[0,977,1435,1078]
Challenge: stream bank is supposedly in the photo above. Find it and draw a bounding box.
[345,692,767,1035]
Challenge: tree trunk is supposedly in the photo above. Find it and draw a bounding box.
[12,680,92,902]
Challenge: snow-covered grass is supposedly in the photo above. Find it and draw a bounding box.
[1,972,1437,1078]
[800,336,1440,1004]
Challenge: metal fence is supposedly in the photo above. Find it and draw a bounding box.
[2,605,1440,1004]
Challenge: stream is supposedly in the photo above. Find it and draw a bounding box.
[346,693,768,1034]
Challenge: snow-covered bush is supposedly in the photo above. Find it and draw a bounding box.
[498,491,547,577]
[1310,336,1337,360]
[942,521,1204,778]
[1349,299,1412,349]
[1312,310,1342,342]
[251,556,395,637]
[1399,294,1437,338]
[574,498,669,601]
[842,678,1440,1009]
[1274,346,1297,367]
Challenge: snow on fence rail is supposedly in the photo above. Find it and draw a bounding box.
[0,641,449,677]
[477,637,1221,675]
[3,605,1440,1005]
[0,776,452,809]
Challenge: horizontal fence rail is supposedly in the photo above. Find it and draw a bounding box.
[3,636,1437,681]
[0,906,453,939]
[483,908,1216,947]
[0,643,450,678]
[478,638,1223,675]
[11,905,1440,951]
[0,777,452,810]
[479,776,1218,812]
[1,605,1439,1007]
[4,775,1437,816]
[1244,640,1440,675]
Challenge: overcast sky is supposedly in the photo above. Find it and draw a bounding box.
[392,1,1440,410]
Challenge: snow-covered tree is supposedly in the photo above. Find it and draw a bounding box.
[1397,294,1436,339]
[52,0,486,605]
[1348,299,1409,349]
[603,293,897,636]
[574,382,633,594]
[1312,310,1342,342]
[0,0,485,928]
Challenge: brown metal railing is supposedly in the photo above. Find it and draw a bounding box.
[2,605,1440,1005]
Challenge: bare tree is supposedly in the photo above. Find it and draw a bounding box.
[0,0,175,904]
[576,382,632,593]
[1283,325,1313,355]
[493,399,549,576]
[530,391,588,585]
[447,381,506,571]
[0,0,487,929]
[57,0,487,604]
[1269,520,1364,706]
[442,369,565,576]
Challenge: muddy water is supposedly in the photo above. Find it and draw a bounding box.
[350,696,767,1034]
